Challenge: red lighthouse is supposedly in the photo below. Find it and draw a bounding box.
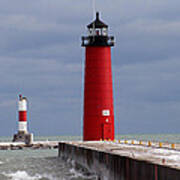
[82,12,115,141]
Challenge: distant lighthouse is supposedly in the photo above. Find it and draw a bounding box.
[18,94,28,133]
[13,94,33,144]
[82,12,115,141]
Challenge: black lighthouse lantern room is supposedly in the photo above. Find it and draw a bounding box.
[82,12,114,47]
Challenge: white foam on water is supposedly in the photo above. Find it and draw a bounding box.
[69,167,83,177]
[3,171,41,180]
[0,161,4,165]
[37,173,60,180]
[3,171,63,180]
[65,158,98,179]
[69,167,98,180]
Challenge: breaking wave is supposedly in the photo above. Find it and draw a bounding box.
[0,149,97,180]
[3,171,40,180]
[69,167,98,179]
[3,171,61,180]
[3,167,97,180]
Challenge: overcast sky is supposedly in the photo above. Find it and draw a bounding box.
[0,0,180,136]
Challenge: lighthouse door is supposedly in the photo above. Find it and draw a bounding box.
[102,124,112,140]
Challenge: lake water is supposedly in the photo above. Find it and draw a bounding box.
[0,149,97,180]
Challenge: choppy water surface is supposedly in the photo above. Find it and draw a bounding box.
[1,134,180,143]
[0,149,97,180]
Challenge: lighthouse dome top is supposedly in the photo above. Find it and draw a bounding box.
[82,12,114,47]
[87,12,108,29]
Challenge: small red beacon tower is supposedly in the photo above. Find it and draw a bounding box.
[82,12,115,141]
[13,94,33,144]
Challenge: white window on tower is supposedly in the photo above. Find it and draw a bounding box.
[102,28,108,36]
[102,110,110,116]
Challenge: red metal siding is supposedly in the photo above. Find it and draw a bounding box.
[83,46,114,141]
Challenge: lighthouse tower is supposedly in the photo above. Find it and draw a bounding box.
[13,94,33,144]
[18,94,28,133]
[82,12,115,141]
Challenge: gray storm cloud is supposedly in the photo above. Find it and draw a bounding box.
[0,0,180,135]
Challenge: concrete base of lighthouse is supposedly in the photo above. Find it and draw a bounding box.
[13,131,33,145]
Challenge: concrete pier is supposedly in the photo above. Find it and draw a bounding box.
[58,141,180,180]
[0,141,58,150]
